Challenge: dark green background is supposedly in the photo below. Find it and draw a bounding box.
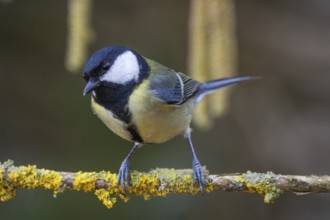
[1,0,330,219]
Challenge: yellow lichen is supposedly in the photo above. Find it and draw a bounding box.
[95,189,117,209]
[7,171,20,183]
[0,184,16,202]
[7,165,39,189]
[129,171,163,198]
[1,161,212,209]
[39,169,63,195]
[73,171,97,192]
[93,168,212,208]
[234,171,283,203]
[93,171,128,208]
[129,168,213,197]
[1,164,41,201]
[0,167,17,201]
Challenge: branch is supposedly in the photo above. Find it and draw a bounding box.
[1,160,329,208]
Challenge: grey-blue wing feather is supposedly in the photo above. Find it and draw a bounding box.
[174,72,200,104]
[148,60,200,105]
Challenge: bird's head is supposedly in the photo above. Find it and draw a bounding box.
[82,46,148,96]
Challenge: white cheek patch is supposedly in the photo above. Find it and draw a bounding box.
[101,51,140,85]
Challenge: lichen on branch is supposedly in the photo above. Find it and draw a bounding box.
[0,160,212,208]
[1,160,330,209]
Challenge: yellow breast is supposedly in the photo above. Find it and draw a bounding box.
[91,97,132,142]
[128,81,195,144]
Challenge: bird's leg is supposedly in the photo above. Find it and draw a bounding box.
[116,142,141,190]
[185,129,205,192]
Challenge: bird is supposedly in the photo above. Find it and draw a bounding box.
[82,45,257,192]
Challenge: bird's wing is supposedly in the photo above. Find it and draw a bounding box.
[147,59,200,105]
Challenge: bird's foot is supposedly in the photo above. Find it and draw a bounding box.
[192,157,205,192]
[116,159,130,191]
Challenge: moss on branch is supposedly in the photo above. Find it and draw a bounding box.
[1,160,330,208]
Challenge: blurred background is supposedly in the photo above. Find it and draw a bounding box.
[1,0,330,219]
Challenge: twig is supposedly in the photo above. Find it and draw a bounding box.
[1,160,329,208]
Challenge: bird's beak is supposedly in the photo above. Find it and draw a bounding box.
[83,80,100,96]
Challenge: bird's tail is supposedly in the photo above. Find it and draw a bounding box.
[196,76,259,103]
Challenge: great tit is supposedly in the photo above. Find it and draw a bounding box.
[83,46,256,191]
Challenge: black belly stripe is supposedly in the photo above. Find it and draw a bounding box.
[93,82,144,143]
[126,124,143,143]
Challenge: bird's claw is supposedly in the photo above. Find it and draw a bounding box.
[116,159,130,190]
[192,157,205,192]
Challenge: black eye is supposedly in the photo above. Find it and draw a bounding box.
[101,62,111,72]
[83,74,89,81]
